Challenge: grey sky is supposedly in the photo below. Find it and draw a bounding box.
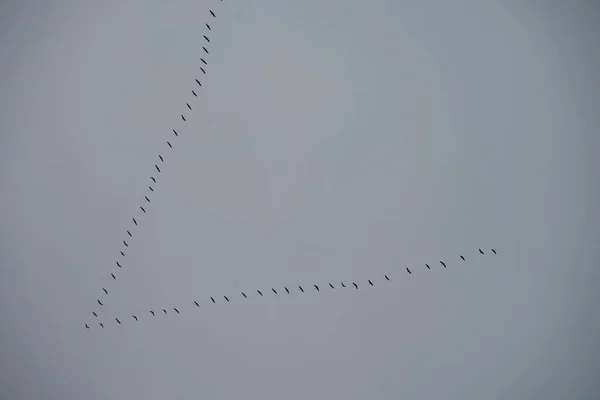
[1,1,599,399]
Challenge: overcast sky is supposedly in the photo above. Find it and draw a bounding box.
[1,1,599,399]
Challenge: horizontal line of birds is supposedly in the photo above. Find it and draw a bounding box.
[86,248,497,329]
[90,8,221,318]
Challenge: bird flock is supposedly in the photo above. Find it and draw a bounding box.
[88,4,222,321]
[85,248,497,329]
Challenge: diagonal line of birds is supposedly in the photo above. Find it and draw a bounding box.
[89,6,221,319]
[85,248,497,329]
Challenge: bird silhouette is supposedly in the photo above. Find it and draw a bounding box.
[111,273,116,280]
[272,288,277,294]
[195,79,202,87]
[123,240,129,247]
[173,308,180,314]
[149,186,154,192]
[167,141,172,148]
[102,288,108,295]
[203,35,210,42]
[329,283,335,289]
[133,218,138,226]
[192,90,198,97]
[151,177,156,183]
[352,282,358,289]
[93,312,97,317]
[150,310,155,316]
[406,267,412,274]
[257,290,263,296]
[145,196,151,203]
[140,206,146,213]
[210,10,215,17]
[200,58,207,65]
[340,282,346,288]
[158,155,164,162]
[97,299,103,306]
[116,261,122,268]
[368,280,374,286]
[491,249,497,254]
[200,67,206,74]
[115,318,121,324]
[132,315,138,321]
[224,296,229,302]
[440,261,447,268]
[99,323,104,328]
[460,255,465,261]
[186,103,192,111]
[425,264,430,269]
[298,286,304,293]
[285,287,290,294]
[206,23,211,30]
[121,251,126,257]
[155,165,161,172]
[241,292,247,298]
[211,297,215,303]
[162,309,167,314]
[173,129,178,136]
[479,248,484,254]
[85,324,90,329]
[194,301,199,307]
[202,47,209,54]
[127,230,132,237]
[385,275,390,281]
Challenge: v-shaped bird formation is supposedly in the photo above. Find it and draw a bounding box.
[85,248,498,329]
[88,4,222,320]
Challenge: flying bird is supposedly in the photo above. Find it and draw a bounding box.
[200,58,207,65]
[162,309,167,314]
[385,275,390,281]
[158,155,164,162]
[341,282,346,288]
[206,23,211,30]
[406,267,412,274]
[133,218,138,226]
[211,297,215,303]
[440,261,447,268]
[115,318,121,324]
[167,142,172,148]
[224,296,229,302]
[140,206,146,213]
[425,264,430,269]
[127,230,132,237]
[241,292,247,298]
[352,282,358,289]
[491,249,497,254]
[123,240,129,247]
[173,308,180,314]
[149,186,154,192]
[150,310,155,316]
[460,255,465,261]
[145,196,150,203]
[116,261,122,268]
[272,288,277,294]
[200,67,206,74]
[111,273,116,280]
[203,47,209,54]
[132,315,138,321]
[93,312,97,317]
[210,10,215,17]
[173,129,179,136]
[195,79,202,86]
[194,301,199,307]
[368,280,374,286]
[151,177,156,183]
[85,324,90,329]
[257,290,263,296]
[298,286,304,293]
[479,248,484,254]
[203,35,210,42]
[155,165,161,172]
[99,323,104,328]
[97,299,103,306]
[181,115,186,122]
[102,288,108,295]
[121,251,126,257]
[329,283,335,289]
[284,287,290,294]
[186,103,192,111]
